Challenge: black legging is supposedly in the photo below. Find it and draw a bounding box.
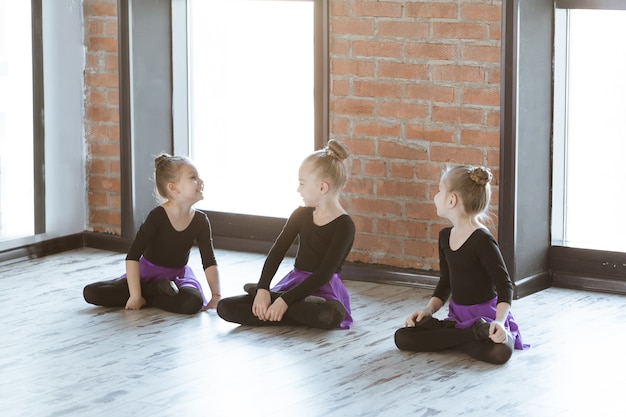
[394,318,514,365]
[217,292,346,330]
[83,278,203,315]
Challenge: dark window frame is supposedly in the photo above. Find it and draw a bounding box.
[501,0,626,297]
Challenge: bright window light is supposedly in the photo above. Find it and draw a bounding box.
[187,0,314,218]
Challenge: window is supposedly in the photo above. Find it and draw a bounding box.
[186,0,319,219]
[553,2,626,252]
[0,0,35,241]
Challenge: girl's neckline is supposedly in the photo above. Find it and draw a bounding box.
[309,207,348,227]
[159,205,195,232]
[448,226,486,251]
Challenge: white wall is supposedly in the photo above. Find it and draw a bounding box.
[41,0,86,237]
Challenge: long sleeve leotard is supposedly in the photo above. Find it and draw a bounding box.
[257,206,355,305]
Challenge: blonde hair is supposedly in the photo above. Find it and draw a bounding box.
[302,139,350,190]
[153,153,193,200]
[442,165,493,218]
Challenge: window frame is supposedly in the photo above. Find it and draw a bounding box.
[500,0,626,297]
[550,0,626,291]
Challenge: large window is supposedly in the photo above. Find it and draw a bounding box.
[0,0,35,241]
[553,3,626,253]
[186,0,318,219]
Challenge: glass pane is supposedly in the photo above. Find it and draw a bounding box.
[0,0,34,241]
[188,0,314,218]
[562,10,626,251]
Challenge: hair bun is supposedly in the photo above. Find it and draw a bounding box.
[469,167,492,186]
[325,139,349,161]
[154,153,172,169]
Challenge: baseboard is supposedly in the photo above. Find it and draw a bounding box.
[0,233,83,265]
[513,271,551,299]
[82,231,132,253]
[342,262,439,289]
[552,272,626,296]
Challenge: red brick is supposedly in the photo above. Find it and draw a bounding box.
[353,40,402,58]
[378,102,428,119]
[354,80,403,99]
[376,179,425,199]
[378,21,429,38]
[363,160,387,177]
[378,140,428,160]
[353,1,403,18]
[88,36,118,52]
[406,202,438,221]
[432,64,485,83]
[406,2,458,19]
[461,129,500,148]
[433,22,488,40]
[88,107,119,123]
[378,62,429,80]
[390,162,414,179]
[331,98,375,115]
[430,145,484,165]
[406,125,455,143]
[86,1,117,17]
[352,197,402,216]
[432,106,484,125]
[462,87,500,106]
[377,218,428,239]
[406,42,457,61]
[462,44,501,63]
[406,84,455,103]
[332,17,375,36]
[353,121,401,138]
[462,3,502,22]
[332,59,376,77]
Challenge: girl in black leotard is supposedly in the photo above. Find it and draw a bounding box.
[83,154,221,315]
[217,139,355,329]
[394,165,529,364]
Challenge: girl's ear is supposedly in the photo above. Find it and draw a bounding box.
[167,181,177,195]
[320,180,330,194]
[448,192,458,208]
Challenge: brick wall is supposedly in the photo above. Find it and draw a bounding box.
[83,0,502,272]
[330,0,502,271]
[84,0,121,235]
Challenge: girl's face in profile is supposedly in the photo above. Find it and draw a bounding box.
[434,178,450,218]
[174,163,204,203]
[297,161,323,207]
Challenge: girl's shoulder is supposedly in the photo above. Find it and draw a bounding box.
[192,208,210,220]
[471,227,496,241]
[146,205,168,221]
[438,226,453,239]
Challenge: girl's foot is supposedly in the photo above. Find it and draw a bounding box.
[471,318,491,341]
[158,280,179,296]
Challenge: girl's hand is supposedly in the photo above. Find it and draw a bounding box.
[265,297,288,322]
[489,321,508,344]
[202,294,220,310]
[252,289,271,320]
[405,309,431,327]
[125,295,146,310]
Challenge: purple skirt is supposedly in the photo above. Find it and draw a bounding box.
[271,268,353,329]
[447,297,529,350]
[121,257,208,307]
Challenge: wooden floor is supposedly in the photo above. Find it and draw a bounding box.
[2,247,625,417]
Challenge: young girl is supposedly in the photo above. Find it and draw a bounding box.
[83,154,221,315]
[217,139,355,329]
[394,165,528,364]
